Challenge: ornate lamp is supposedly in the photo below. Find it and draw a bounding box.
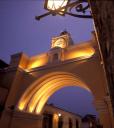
[44,0,69,15]
[35,0,92,20]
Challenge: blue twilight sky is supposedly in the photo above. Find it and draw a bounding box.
[0,0,97,116]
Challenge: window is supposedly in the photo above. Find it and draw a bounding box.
[42,113,53,128]
[76,119,79,128]
[53,53,59,61]
[69,118,72,128]
[58,116,63,128]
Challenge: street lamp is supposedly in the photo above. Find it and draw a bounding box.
[35,0,92,20]
[44,0,69,15]
[58,113,62,117]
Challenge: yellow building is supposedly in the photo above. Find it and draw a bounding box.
[42,104,81,128]
[0,31,114,128]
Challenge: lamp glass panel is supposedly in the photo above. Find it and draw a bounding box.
[47,0,68,11]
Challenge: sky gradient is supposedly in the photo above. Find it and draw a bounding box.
[0,0,97,116]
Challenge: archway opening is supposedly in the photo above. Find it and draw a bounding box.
[47,86,98,116]
[18,72,97,116]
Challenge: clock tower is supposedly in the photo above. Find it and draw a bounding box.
[51,31,74,49]
[48,31,74,63]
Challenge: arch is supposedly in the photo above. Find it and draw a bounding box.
[18,72,92,114]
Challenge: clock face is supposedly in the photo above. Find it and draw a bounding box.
[53,38,66,48]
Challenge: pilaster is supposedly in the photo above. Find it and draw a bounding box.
[63,117,69,128]
[94,96,114,128]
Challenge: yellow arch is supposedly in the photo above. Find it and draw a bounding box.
[18,72,91,114]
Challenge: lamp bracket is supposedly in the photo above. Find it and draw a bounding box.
[35,0,92,20]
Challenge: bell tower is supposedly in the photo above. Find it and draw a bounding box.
[48,31,74,63]
[51,31,74,49]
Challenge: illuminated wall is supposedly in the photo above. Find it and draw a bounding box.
[65,43,95,60]
[27,53,48,69]
[18,72,91,114]
[22,42,95,70]
[17,41,95,114]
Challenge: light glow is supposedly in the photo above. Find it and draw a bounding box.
[28,60,45,69]
[52,38,66,48]
[66,47,95,60]
[27,54,48,69]
[28,106,34,113]
[58,113,61,117]
[53,113,59,128]
[18,102,25,111]
[53,113,59,121]
[18,72,91,114]
[47,0,68,12]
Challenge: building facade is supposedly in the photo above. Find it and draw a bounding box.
[42,104,81,128]
[0,31,113,128]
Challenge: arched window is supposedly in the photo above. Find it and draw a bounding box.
[53,53,59,61]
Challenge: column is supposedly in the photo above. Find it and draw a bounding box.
[94,97,114,128]
[72,118,76,128]
[53,114,58,128]
[63,117,69,128]
[104,96,114,128]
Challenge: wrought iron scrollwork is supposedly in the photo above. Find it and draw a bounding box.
[64,0,92,19]
[70,2,89,13]
[35,0,92,21]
